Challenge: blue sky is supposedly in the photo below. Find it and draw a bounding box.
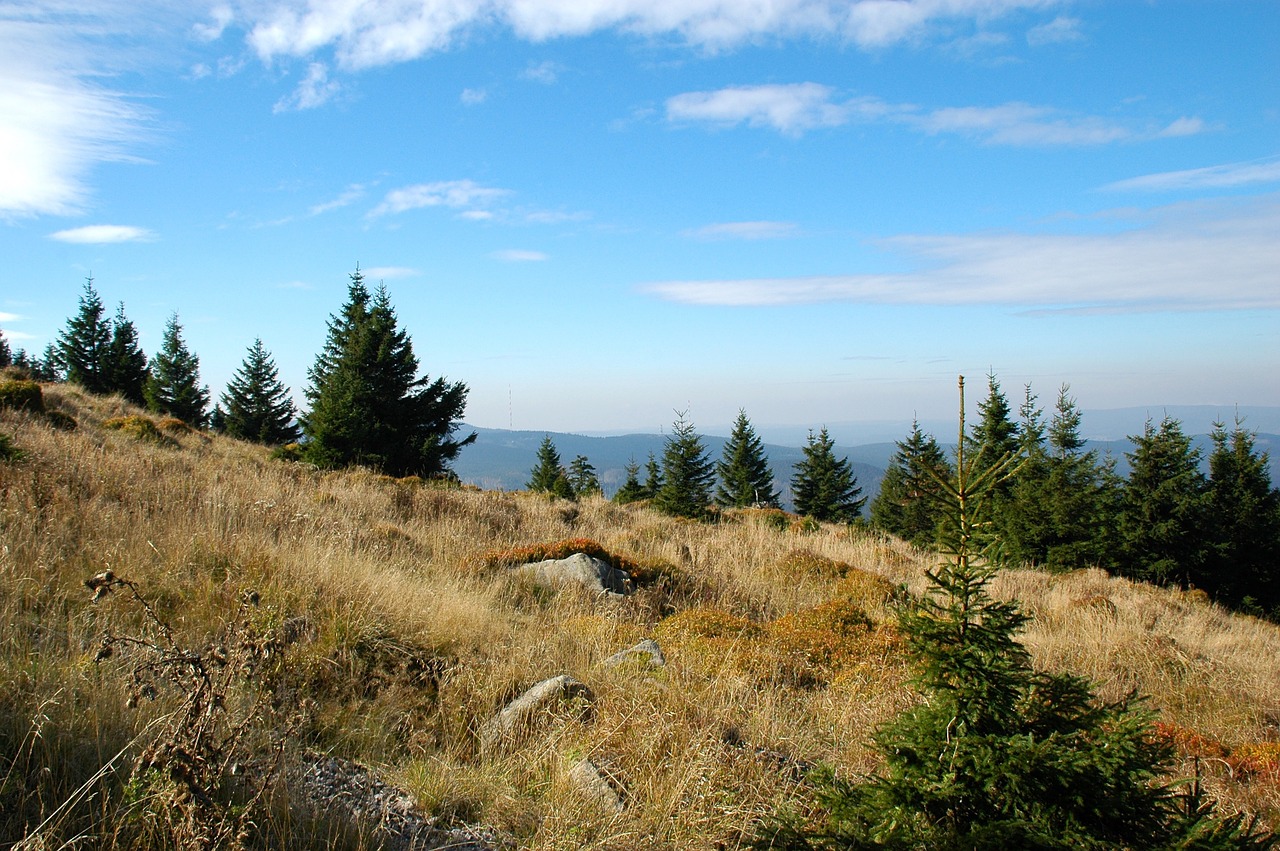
[2,0,1277,441]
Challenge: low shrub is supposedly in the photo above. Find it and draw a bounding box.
[156,416,194,434]
[0,379,44,413]
[103,415,176,446]
[270,442,305,462]
[0,431,21,461]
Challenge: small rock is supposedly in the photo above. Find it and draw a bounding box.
[568,758,623,814]
[514,553,632,596]
[479,674,595,752]
[604,638,666,669]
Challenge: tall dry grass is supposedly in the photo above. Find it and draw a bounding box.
[2,384,1278,848]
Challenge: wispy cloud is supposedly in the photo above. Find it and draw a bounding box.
[49,224,156,244]
[666,83,851,136]
[362,265,419,279]
[0,11,154,217]
[244,0,1063,69]
[1026,15,1083,46]
[460,87,488,105]
[492,249,548,262]
[684,221,800,240]
[1102,156,1280,192]
[368,180,510,218]
[666,84,1203,146]
[309,184,366,215]
[521,60,562,84]
[643,197,1280,313]
[274,62,341,112]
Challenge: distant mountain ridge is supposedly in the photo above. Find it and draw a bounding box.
[451,424,1280,509]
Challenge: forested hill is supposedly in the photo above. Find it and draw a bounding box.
[449,424,1280,500]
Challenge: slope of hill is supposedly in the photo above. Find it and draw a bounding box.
[2,385,1279,849]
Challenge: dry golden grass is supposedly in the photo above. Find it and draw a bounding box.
[2,385,1279,848]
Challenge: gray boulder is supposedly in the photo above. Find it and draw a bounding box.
[567,758,623,814]
[514,553,632,596]
[479,674,595,752]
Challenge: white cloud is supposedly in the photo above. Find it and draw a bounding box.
[194,5,235,41]
[643,197,1280,313]
[362,266,420,279]
[309,184,366,215]
[1158,117,1206,138]
[492,249,548,262]
[685,221,800,240]
[273,62,341,112]
[521,60,562,84]
[915,102,1131,145]
[0,19,152,217]
[666,83,850,135]
[1103,156,1280,193]
[242,0,1063,68]
[461,87,488,104]
[1026,15,1082,46]
[48,224,156,244]
[369,180,510,217]
[0,311,20,323]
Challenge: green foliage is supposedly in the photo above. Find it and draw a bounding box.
[1119,417,1210,589]
[145,313,211,427]
[653,411,715,519]
[56,276,112,394]
[871,418,951,548]
[1000,385,1120,572]
[217,338,300,445]
[1204,418,1280,614]
[0,431,21,461]
[757,377,1275,851]
[567,454,602,497]
[0,379,45,413]
[715,409,779,508]
[303,268,475,478]
[642,451,664,499]
[528,434,574,498]
[613,457,648,504]
[0,326,10,368]
[103,302,150,407]
[791,427,865,523]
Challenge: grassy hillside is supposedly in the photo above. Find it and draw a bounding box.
[3,384,1280,849]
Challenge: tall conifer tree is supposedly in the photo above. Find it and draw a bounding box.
[715,409,779,508]
[642,452,664,499]
[145,313,210,426]
[568,455,602,497]
[103,302,149,406]
[528,435,572,497]
[791,427,865,523]
[1205,418,1280,612]
[871,418,951,547]
[57,277,112,394]
[653,411,715,518]
[1120,417,1209,589]
[217,338,299,444]
[303,268,474,477]
[613,457,647,504]
[0,327,11,368]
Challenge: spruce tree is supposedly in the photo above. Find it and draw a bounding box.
[613,457,648,504]
[1205,418,1280,613]
[1004,385,1120,571]
[103,302,149,406]
[568,455,602,497]
[791,427,865,523]
[217,338,299,445]
[57,276,112,394]
[653,411,715,519]
[715,409,779,508]
[0,327,11,368]
[642,452,664,499]
[966,372,1021,493]
[527,435,567,494]
[871,417,951,548]
[757,377,1274,851]
[1120,417,1209,589]
[145,313,210,427]
[303,269,475,478]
